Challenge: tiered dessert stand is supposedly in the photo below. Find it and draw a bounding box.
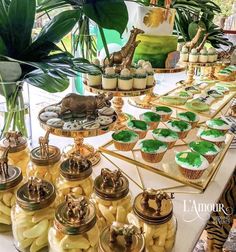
[38,105,118,166]
[182,61,230,85]
[83,82,153,130]
[128,65,186,109]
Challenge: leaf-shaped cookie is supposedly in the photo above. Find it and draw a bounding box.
[143,8,165,28]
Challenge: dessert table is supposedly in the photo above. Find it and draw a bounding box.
[1,72,235,252]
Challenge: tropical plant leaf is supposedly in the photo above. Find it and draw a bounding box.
[82,0,128,35]
[25,69,70,92]
[8,0,36,57]
[36,0,70,12]
[0,36,7,55]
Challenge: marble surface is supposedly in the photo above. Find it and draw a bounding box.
[1,72,236,252]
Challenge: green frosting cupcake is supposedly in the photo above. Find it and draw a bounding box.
[189,141,220,155]
[141,112,161,123]
[127,120,149,131]
[199,129,226,142]
[175,151,208,170]
[206,118,229,130]
[112,130,139,143]
[177,111,198,122]
[140,139,167,154]
[167,120,191,132]
[154,106,172,114]
[152,128,178,141]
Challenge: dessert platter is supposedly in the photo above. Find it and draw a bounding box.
[38,93,118,165]
[151,79,236,121]
[99,106,235,191]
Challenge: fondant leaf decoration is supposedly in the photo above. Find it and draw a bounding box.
[143,8,165,28]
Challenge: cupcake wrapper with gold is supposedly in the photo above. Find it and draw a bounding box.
[113,141,137,151]
[148,121,160,130]
[135,130,148,139]
[160,114,171,122]
[190,121,199,129]
[199,137,224,148]
[178,165,206,180]
[177,130,190,139]
[141,151,166,163]
[166,141,177,149]
[207,126,228,134]
[203,154,217,164]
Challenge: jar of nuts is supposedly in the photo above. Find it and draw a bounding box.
[56,156,93,203]
[91,168,132,231]
[12,178,56,252]
[0,148,23,232]
[27,134,61,184]
[0,131,30,176]
[98,222,145,252]
[48,195,100,252]
[127,189,177,252]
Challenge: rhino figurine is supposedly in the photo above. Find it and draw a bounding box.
[59,93,113,119]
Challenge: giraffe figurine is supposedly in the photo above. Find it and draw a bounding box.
[196,33,210,52]
[185,26,205,51]
[0,147,10,180]
[107,27,144,67]
[39,131,50,159]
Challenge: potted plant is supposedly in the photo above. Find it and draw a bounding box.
[0,0,100,138]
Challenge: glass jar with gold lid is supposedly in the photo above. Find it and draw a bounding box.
[26,133,61,184]
[48,195,100,252]
[0,131,30,176]
[127,189,177,252]
[56,156,93,203]
[11,177,56,252]
[99,222,145,252]
[0,147,23,232]
[91,168,132,231]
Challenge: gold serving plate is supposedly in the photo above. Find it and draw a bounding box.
[99,122,234,192]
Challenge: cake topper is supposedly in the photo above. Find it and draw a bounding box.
[39,131,50,159]
[5,131,23,147]
[185,26,205,51]
[58,93,113,120]
[27,177,48,201]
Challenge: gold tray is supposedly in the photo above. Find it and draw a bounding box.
[152,86,236,120]
[38,105,118,139]
[83,81,154,97]
[154,65,186,73]
[181,61,230,68]
[99,123,234,192]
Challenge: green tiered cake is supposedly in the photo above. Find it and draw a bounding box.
[134,4,179,68]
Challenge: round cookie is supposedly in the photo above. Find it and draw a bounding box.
[96,116,113,126]
[45,105,61,114]
[98,107,115,116]
[39,111,58,122]
[63,120,82,131]
[46,118,64,128]
[82,121,100,130]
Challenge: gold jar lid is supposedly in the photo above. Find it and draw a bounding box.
[94,168,129,201]
[54,195,96,235]
[0,131,27,153]
[30,145,61,166]
[0,165,23,191]
[60,156,92,181]
[99,222,145,252]
[133,189,174,225]
[16,177,56,211]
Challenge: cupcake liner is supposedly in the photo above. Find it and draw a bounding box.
[160,114,171,122]
[177,130,190,139]
[190,121,199,129]
[178,165,206,180]
[166,141,177,149]
[135,130,148,139]
[113,141,137,151]
[141,151,166,163]
[206,126,228,134]
[203,154,217,164]
[148,121,160,130]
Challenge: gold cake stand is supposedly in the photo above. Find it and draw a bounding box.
[84,82,154,130]
[182,61,230,85]
[38,105,118,166]
[128,65,186,109]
